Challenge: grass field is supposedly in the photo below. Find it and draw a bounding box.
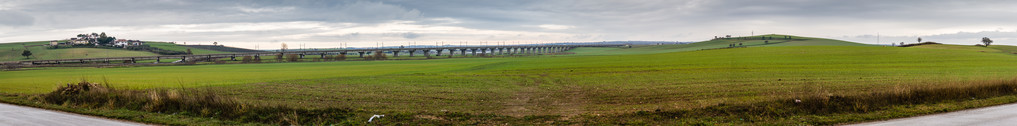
[144,42,228,54]
[3,35,1017,125]
[0,41,160,62]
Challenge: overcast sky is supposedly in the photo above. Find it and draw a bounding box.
[1,0,1015,49]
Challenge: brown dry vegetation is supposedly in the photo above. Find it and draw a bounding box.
[24,78,1017,125]
[37,81,355,125]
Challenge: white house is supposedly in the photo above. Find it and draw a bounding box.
[113,39,144,48]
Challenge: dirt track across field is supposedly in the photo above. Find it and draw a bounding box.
[0,103,147,126]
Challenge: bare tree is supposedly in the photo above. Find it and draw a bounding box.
[982,37,993,47]
[281,43,288,52]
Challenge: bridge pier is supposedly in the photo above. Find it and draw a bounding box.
[436,49,443,56]
[409,50,415,57]
[358,52,365,58]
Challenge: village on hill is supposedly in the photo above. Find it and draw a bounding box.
[48,32,143,48]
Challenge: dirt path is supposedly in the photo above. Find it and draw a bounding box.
[501,74,586,117]
[0,103,148,126]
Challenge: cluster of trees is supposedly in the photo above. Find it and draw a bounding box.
[75,32,116,45]
[95,32,116,45]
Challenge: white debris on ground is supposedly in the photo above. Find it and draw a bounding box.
[368,115,385,123]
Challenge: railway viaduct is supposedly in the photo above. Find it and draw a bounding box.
[7,44,625,65]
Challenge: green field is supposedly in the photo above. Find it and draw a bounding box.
[3,35,1017,125]
[0,41,160,62]
[144,42,228,54]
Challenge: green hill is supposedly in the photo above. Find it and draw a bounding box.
[0,41,159,62]
[144,42,228,54]
[907,43,1017,55]
[569,34,873,56]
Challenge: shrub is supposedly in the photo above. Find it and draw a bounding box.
[335,54,346,61]
[1,63,20,70]
[373,51,387,60]
[286,54,300,62]
[241,56,253,63]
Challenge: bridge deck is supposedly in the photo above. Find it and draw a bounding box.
[4,44,624,65]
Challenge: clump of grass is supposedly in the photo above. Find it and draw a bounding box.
[39,81,356,125]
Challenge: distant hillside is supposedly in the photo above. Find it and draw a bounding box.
[183,45,264,53]
[568,34,874,56]
[0,41,158,62]
[908,43,1017,55]
[144,42,229,54]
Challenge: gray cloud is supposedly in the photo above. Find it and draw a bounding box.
[0,10,33,27]
[2,0,1017,47]
[401,32,421,39]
